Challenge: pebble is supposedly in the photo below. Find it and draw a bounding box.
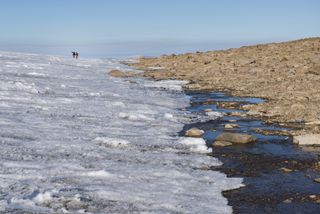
[280,167,293,173]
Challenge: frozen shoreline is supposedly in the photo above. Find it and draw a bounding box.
[0,52,242,213]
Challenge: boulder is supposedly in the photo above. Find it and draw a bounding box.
[215,132,257,144]
[185,128,204,137]
[293,134,320,146]
[213,141,232,147]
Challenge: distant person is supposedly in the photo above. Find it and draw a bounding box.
[72,51,76,59]
[75,52,79,59]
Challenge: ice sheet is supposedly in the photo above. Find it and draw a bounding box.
[0,51,243,213]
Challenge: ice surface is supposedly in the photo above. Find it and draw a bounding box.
[143,79,189,91]
[0,51,242,213]
[94,137,131,147]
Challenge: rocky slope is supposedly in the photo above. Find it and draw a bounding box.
[132,38,320,135]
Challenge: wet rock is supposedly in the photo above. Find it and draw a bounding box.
[224,124,239,129]
[185,128,204,137]
[108,70,137,78]
[314,178,320,183]
[280,167,293,173]
[213,141,233,147]
[283,199,292,203]
[215,132,257,144]
[309,195,317,199]
[293,134,320,146]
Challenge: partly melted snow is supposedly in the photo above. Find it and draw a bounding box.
[0,51,243,214]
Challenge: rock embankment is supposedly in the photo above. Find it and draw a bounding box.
[132,38,320,135]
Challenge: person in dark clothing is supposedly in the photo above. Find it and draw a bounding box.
[75,52,79,59]
[72,52,76,59]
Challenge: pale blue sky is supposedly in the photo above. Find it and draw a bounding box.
[0,0,319,57]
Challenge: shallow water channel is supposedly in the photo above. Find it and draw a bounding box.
[183,91,320,213]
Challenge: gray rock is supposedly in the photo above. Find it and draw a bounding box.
[293,134,320,146]
[215,132,257,144]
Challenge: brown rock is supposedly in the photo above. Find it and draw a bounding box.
[314,178,320,183]
[185,128,204,137]
[213,141,233,147]
[224,124,239,129]
[215,132,257,144]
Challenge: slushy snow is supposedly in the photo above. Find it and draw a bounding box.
[0,51,243,214]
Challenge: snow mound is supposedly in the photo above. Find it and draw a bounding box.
[119,112,154,121]
[178,137,211,153]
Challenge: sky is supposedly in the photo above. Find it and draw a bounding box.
[0,0,319,58]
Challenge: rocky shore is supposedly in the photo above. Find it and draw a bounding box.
[179,91,320,213]
[131,38,320,137]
